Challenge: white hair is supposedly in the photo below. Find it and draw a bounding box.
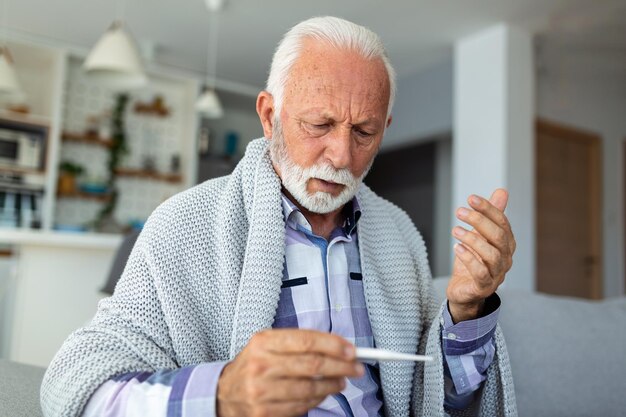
[266,16,397,118]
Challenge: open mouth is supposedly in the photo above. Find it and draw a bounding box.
[313,178,345,196]
[312,178,345,193]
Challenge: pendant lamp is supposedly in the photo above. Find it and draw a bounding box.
[196,0,224,118]
[196,88,223,118]
[84,20,147,89]
[0,46,21,94]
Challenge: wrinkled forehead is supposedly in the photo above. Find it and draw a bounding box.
[283,39,391,114]
[292,38,389,85]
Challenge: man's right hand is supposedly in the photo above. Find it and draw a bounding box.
[216,329,364,417]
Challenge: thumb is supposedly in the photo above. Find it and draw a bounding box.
[489,188,509,212]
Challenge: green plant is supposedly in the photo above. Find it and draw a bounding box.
[93,93,129,230]
[59,161,85,176]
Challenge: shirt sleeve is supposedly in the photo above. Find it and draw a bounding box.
[441,293,501,411]
[81,361,229,417]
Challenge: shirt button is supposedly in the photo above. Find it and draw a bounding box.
[335,303,343,312]
[447,333,457,340]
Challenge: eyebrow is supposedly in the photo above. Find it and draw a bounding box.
[300,112,382,127]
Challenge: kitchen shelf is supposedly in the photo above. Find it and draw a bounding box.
[61,132,113,148]
[115,167,182,183]
[0,166,46,176]
[57,190,112,203]
[0,110,52,126]
[134,97,170,118]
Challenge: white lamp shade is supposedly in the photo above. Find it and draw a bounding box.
[204,0,225,11]
[196,88,223,118]
[84,21,147,89]
[0,48,22,95]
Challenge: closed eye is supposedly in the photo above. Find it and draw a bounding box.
[353,127,375,138]
[303,121,331,135]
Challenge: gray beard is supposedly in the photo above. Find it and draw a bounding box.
[269,120,374,214]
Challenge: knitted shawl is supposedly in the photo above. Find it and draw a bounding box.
[41,138,517,417]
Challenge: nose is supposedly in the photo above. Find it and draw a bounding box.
[324,127,352,170]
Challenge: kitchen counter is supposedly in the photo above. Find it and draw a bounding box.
[0,229,124,367]
[0,229,123,249]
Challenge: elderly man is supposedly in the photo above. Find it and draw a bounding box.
[42,16,516,417]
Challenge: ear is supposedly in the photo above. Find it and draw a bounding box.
[386,115,393,128]
[256,91,275,139]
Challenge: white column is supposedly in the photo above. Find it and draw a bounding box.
[453,24,535,291]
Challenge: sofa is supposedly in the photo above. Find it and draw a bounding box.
[0,358,45,417]
[2,280,625,417]
[432,277,626,417]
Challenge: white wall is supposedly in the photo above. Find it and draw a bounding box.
[383,60,453,150]
[453,24,535,292]
[537,41,626,297]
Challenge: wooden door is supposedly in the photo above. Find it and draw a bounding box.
[536,119,603,299]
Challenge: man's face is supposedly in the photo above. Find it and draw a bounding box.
[268,39,391,213]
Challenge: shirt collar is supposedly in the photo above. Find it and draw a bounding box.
[280,193,362,236]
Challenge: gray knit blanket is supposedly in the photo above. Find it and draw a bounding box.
[41,138,517,417]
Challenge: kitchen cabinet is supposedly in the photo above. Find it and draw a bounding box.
[0,229,122,366]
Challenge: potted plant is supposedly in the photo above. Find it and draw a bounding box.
[57,161,85,195]
[92,93,129,233]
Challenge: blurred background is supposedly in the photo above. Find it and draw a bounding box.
[0,0,623,373]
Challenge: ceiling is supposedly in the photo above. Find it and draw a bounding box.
[5,0,625,93]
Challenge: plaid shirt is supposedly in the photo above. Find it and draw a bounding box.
[83,195,499,416]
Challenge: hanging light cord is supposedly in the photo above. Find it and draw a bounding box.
[205,9,219,89]
[115,0,127,24]
[1,0,7,48]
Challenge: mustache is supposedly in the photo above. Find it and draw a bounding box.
[304,164,355,186]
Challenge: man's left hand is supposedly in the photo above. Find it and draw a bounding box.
[446,188,516,323]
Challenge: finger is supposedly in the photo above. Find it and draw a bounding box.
[488,188,509,212]
[265,352,364,379]
[251,329,355,360]
[467,194,512,234]
[456,206,511,254]
[454,243,494,292]
[452,226,504,278]
[485,189,517,254]
[253,377,346,402]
